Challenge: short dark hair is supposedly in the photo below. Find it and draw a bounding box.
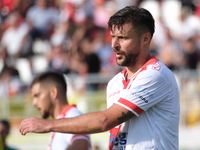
[0,119,10,133]
[30,71,67,95]
[108,6,155,38]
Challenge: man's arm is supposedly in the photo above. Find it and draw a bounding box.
[19,103,135,135]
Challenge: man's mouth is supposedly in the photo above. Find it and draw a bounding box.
[115,52,123,58]
[36,107,41,112]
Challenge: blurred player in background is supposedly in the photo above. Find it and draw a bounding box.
[20,6,180,150]
[29,71,91,150]
[0,119,18,150]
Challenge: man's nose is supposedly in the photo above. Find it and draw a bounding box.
[32,98,37,106]
[111,38,120,50]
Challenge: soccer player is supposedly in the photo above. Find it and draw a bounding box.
[19,6,180,150]
[29,71,91,150]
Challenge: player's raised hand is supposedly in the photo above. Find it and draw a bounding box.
[19,117,50,135]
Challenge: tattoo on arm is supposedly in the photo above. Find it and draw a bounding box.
[117,111,134,124]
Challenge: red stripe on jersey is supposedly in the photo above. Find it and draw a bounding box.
[109,125,122,150]
[122,78,131,89]
[70,134,90,143]
[118,98,143,115]
[130,56,158,81]
[142,55,158,68]
[59,105,76,118]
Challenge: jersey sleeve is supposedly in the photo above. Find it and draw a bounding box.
[116,70,169,116]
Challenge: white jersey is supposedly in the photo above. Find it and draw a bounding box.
[48,105,91,150]
[107,56,180,150]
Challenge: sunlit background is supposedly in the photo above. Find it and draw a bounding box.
[0,0,200,150]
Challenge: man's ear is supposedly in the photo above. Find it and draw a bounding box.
[142,32,151,44]
[50,87,58,100]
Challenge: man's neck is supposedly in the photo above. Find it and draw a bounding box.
[53,101,68,119]
[126,54,151,79]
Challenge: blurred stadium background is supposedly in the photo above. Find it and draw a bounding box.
[0,0,200,150]
[1,71,200,150]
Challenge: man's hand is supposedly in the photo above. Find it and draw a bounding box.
[19,117,50,135]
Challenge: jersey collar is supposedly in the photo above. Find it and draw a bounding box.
[121,55,158,89]
[121,55,158,78]
[57,104,76,119]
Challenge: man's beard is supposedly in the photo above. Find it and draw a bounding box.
[42,111,50,119]
[116,44,140,67]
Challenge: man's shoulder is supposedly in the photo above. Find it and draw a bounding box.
[64,106,83,118]
[107,71,122,85]
[142,60,174,77]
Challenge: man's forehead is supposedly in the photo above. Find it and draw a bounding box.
[32,82,41,89]
[110,23,134,35]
